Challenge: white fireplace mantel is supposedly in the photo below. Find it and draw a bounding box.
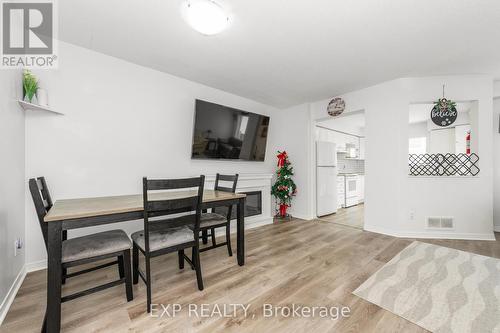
[205,173,274,234]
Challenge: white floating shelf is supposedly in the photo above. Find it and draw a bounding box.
[17,100,63,115]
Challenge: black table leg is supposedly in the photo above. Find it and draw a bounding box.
[41,311,47,332]
[202,229,208,244]
[236,197,245,266]
[46,221,62,332]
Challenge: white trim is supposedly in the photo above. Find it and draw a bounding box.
[289,212,314,220]
[25,259,47,272]
[494,225,500,233]
[213,216,273,237]
[204,173,273,182]
[243,217,274,230]
[364,225,496,241]
[0,266,26,326]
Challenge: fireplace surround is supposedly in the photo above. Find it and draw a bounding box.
[214,190,262,219]
[205,173,273,232]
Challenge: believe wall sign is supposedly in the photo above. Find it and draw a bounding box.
[431,98,457,127]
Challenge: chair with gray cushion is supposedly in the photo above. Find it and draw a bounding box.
[28,177,133,316]
[132,176,205,313]
[193,173,238,257]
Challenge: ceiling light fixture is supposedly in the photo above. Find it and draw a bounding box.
[182,0,229,36]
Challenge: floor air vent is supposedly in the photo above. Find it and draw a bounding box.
[426,217,454,229]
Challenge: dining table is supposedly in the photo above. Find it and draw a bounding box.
[42,189,246,333]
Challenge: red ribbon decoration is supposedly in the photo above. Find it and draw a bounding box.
[277,150,290,217]
[279,204,288,217]
[277,151,288,167]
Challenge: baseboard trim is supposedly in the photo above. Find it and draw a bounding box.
[364,225,496,241]
[0,265,26,326]
[244,217,274,230]
[215,216,274,237]
[26,218,276,273]
[494,225,500,232]
[289,212,314,221]
[25,259,47,272]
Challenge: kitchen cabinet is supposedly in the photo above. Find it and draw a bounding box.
[337,176,345,208]
[429,128,455,153]
[345,135,358,147]
[336,133,359,153]
[316,127,362,155]
[334,132,347,152]
[358,175,365,203]
[428,125,471,154]
[316,128,347,152]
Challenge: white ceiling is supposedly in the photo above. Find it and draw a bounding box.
[59,0,500,108]
[409,102,471,124]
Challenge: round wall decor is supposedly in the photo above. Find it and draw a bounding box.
[431,98,457,127]
[327,98,345,117]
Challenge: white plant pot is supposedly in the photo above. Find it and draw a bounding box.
[36,88,49,107]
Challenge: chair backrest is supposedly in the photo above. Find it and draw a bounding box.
[214,173,239,220]
[28,177,53,249]
[142,176,205,253]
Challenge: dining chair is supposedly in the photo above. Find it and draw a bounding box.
[132,176,205,313]
[29,177,133,328]
[193,173,238,257]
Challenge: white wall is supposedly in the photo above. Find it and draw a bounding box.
[273,104,313,220]
[20,42,499,269]
[405,77,493,239]
[311,79,408,235]
[494,81,500,231]
[310,76,495,240]
[494,81,500,98]
[494,97,500,231]
[0,69,25,317]
[24,42,311,265]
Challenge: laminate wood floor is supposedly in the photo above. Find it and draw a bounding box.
[1,215,499,333]
[318,204,364,230]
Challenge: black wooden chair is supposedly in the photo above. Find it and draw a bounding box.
[194,174,238,256]
[132,176,205,313]
[28,177,133,326]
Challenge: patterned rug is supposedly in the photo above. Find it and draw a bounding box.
[353,241,500,333]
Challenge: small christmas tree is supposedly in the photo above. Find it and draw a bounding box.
[271,151,297,218]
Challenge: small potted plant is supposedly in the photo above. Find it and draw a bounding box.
[23,70,38,103]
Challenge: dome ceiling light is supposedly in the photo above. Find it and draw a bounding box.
[182,0,230,36]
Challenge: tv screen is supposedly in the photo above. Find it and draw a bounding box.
[191,99,270,161]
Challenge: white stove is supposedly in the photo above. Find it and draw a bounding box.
[339,174,360,208]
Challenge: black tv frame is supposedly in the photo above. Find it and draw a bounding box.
[190,99,270,162]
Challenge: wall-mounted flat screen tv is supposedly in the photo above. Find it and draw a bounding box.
[191,99,270,161]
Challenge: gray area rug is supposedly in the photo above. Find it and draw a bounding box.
[353,241,500,333]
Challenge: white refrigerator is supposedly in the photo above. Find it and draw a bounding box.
[316,141,338,217]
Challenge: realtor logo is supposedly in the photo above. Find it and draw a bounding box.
[1,0,57,68]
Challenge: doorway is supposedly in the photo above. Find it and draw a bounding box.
[314,111,365,229]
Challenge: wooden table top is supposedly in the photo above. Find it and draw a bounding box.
[44,190,246,222]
